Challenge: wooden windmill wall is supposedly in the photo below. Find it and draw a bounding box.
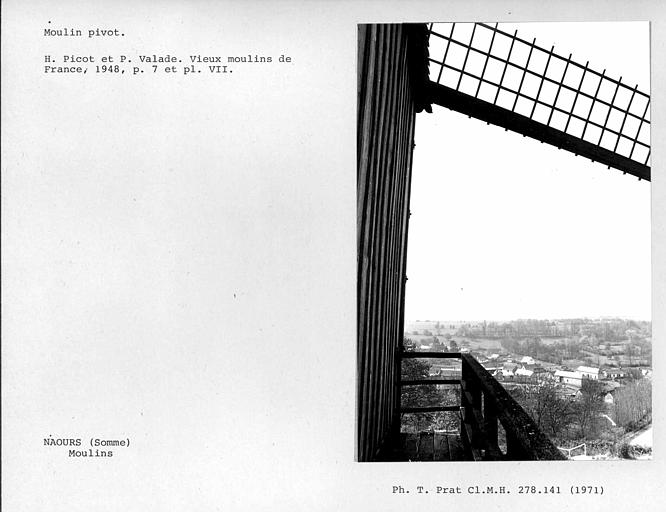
[357,24,429,462]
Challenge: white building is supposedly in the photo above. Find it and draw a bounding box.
[554,370,583,387]
[576,366,600,380]
[515,368,534,379]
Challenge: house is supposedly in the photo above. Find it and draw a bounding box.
[515,368,534,379]
[503,362,518,375]
[576,366,600,380]
[520,356,535,365]
[603,368,628,380]
[495,362,518,379]
[439,367,462,379]
[554,370,583,387]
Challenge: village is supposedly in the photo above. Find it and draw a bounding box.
[402,318,652,459]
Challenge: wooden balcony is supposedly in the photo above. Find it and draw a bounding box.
[376,352,566,461]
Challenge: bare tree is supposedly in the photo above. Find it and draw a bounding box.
[614,379,651,430]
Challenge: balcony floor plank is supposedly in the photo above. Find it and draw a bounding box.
[375,433,465,461]
[417,432,435,460]
[433,432,448,461]
[447,434,466,461]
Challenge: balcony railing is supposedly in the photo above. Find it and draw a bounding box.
[400,351,566,460]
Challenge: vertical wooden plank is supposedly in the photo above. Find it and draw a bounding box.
[377,25,403,445]
[374,25,394,447]
[387,32,412,437]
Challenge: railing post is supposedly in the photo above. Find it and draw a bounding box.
[460,357,471,453]
[461,356,483,459]
[469,383,482,457]
[483,393,499,454]
[505,429,528,460]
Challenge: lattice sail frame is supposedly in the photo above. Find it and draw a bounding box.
[426,22,651,175]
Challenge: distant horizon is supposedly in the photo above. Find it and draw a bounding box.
[405,316,651,324]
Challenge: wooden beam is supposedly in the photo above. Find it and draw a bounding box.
[426,81,650,181]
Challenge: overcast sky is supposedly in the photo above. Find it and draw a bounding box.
[405,21,650,322]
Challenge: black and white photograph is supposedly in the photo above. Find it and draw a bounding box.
[3,1,666,511]
[358,21,651,462]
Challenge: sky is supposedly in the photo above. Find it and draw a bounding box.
[405,22,651,322]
